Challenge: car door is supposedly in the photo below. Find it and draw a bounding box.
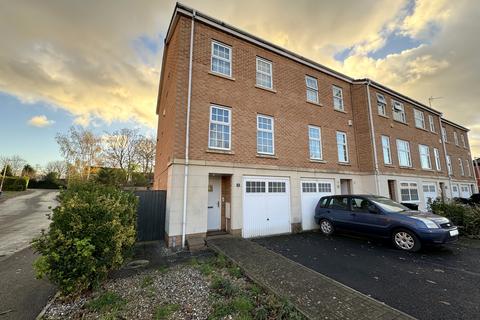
[350,197,391,237]
[325,196,353,230]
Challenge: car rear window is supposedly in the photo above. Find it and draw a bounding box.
[319,197,329,208]
[328,196,348,210]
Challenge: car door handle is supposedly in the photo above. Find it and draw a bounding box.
[326,210,330,213]
[208,206,213,209]
[350,213,356,216]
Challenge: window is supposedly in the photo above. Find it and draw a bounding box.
[302,182,317,193]
[400,182,419,202]
[308,126,322,160]
[454,131,459,146]
[428,115,436,132]
[434,148,441,171]
[419,144,432,169]
[377,94,387,116]
[328,196,349,210]
[466,160,471,176]
[442,127,448,142]
[414,109,425,129]
[246,181,265,193]
[318,183,332,193]
[257,115,274,154]
[332,86,344,111]
[396,139,412,167]
[336,131,348,163]
[461,134,466,148]
[256,57,272,89]
[208,106,231,150]
[392,100,406,123]
[351,197,372,213]
[381,135,392,165]
[268,181,286,193]
[446,155,452,174]
[459,158,464,176]
[211,41,232,77]
[319,197,329,208]
[305,76,319,103]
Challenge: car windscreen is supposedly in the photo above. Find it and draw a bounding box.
[370,197,409,213]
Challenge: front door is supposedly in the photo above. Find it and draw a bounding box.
[422,183,437,211]
[207,176,221,231]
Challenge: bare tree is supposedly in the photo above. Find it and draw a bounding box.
[103,128,139,180]
[135,136,156,174]
[45,160,68,178]
[56,126,103,180]
[8,155,26,176]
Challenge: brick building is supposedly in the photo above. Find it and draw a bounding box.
[154,3,477,247]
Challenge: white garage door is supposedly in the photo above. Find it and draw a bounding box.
[301,179,335,230]
[451,184,460,198]
[422,183,437,211]
[460,184,471,198]
[243,176,291,238]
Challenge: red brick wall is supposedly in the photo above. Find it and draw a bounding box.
[442,121,474,181]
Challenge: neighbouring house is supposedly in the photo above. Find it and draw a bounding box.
[154,3,478,247]
[473,158,480,191]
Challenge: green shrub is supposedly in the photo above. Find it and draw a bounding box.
[32,182,138,295]
[1,176,29,191]
[431,199,480,238]
[95,168,127,187]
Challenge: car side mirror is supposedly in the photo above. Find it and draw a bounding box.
[368,204,378,214]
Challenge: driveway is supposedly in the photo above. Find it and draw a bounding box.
[254,232,480,320]
[0,189,58,260]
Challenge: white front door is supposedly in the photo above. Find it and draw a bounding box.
[460,184,471,198]
[207,176,221,231]
[451,184,460,197]
[301,179,334,230]
[422,183,437,211]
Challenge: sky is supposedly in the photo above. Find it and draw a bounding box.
[0,0,479,167]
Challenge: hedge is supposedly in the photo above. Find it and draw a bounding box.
[32,182,138,295]
[431,200,480,238]
[0,176,29,191]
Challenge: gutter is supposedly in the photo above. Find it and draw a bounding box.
[181,9,196,248]
[366,80,380,194]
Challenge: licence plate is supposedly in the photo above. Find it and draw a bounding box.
[449,229,459,236]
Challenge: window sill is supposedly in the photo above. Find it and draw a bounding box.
[393,119,409,126]
[208,71,235,81]
[416,126,429,132]
[421,168,435,172]
[256,154,278,159]
[383,164,395,168]
[399,166,415,170]
[307,100,323,107]
[334,108,347,114]
[255,85,277,93]
[338,162,351,166]
[206,149,235,155]
[310,159,326,163]
[378,114,389,119]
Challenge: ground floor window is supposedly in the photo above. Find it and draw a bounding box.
[400,182,419,202]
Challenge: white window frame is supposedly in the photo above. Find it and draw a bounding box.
[211,41,232,77]
[461,134,466,148]
[400,181,420,203]
[466,160,471,176]
[414,109,425,129]
[256,57,273,89]
[434,148,441,171]
[305,76,319,104]
[396,139,412,167]
[454,131,459,146]
[446,155,452,174]
[392,100,406,123]
[208,105,232,150]
[308,125,322,160]
[418,144,432,170]
[459,158,464,176]
[332,86,344,111]
[428,115,436,132]
[336,131,349,163]
[442,127,448,142]
[381,135,392,165]
[377,94,387,116]
[256,114,274,155]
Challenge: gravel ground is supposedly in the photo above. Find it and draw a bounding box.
[43,264,212,320]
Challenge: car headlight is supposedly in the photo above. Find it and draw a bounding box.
[412,217,439,229]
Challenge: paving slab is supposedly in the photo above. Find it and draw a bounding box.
[208,236,415,320]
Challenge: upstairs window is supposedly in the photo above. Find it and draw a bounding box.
[211,41,232,77]
[447,155,452,174]
[396,139,411,167]
[454,131,459,146]
[466,160,471,176]
[332,86,344,111]
[256,57,273,89]
[257,115,274,154]
[414,109,425,129]
[419,144,432,170]
[434,148,441,171]
[459,158,464,176]
[305,76,319,103]
[461,134,466,148]
[308,126,322,160]
[392,100,406,123]
[428,115,436,132]
[442,127,448,142]
[377,94,387,116]
[336,131,348,163]
[381,135,392,165]
[208,105,231,150]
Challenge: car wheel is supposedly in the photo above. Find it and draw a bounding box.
[319,219,334,236]
[392,229,421,252]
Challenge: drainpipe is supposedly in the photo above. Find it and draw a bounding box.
[181,10,196,248]
[438,115,453,198]
[365,80,380,195]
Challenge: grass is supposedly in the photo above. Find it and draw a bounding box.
[157,265,169,274]
[86,291,126,313]
[141,275,154,288]
[154,303,180,320]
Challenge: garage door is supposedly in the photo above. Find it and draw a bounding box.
[460,184,471,198]
[422,183,437,211]
[243,176,291,238]
[301,179,335,230]
[451,184,460,198]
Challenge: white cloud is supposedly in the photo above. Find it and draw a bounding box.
[28,115,55,127]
